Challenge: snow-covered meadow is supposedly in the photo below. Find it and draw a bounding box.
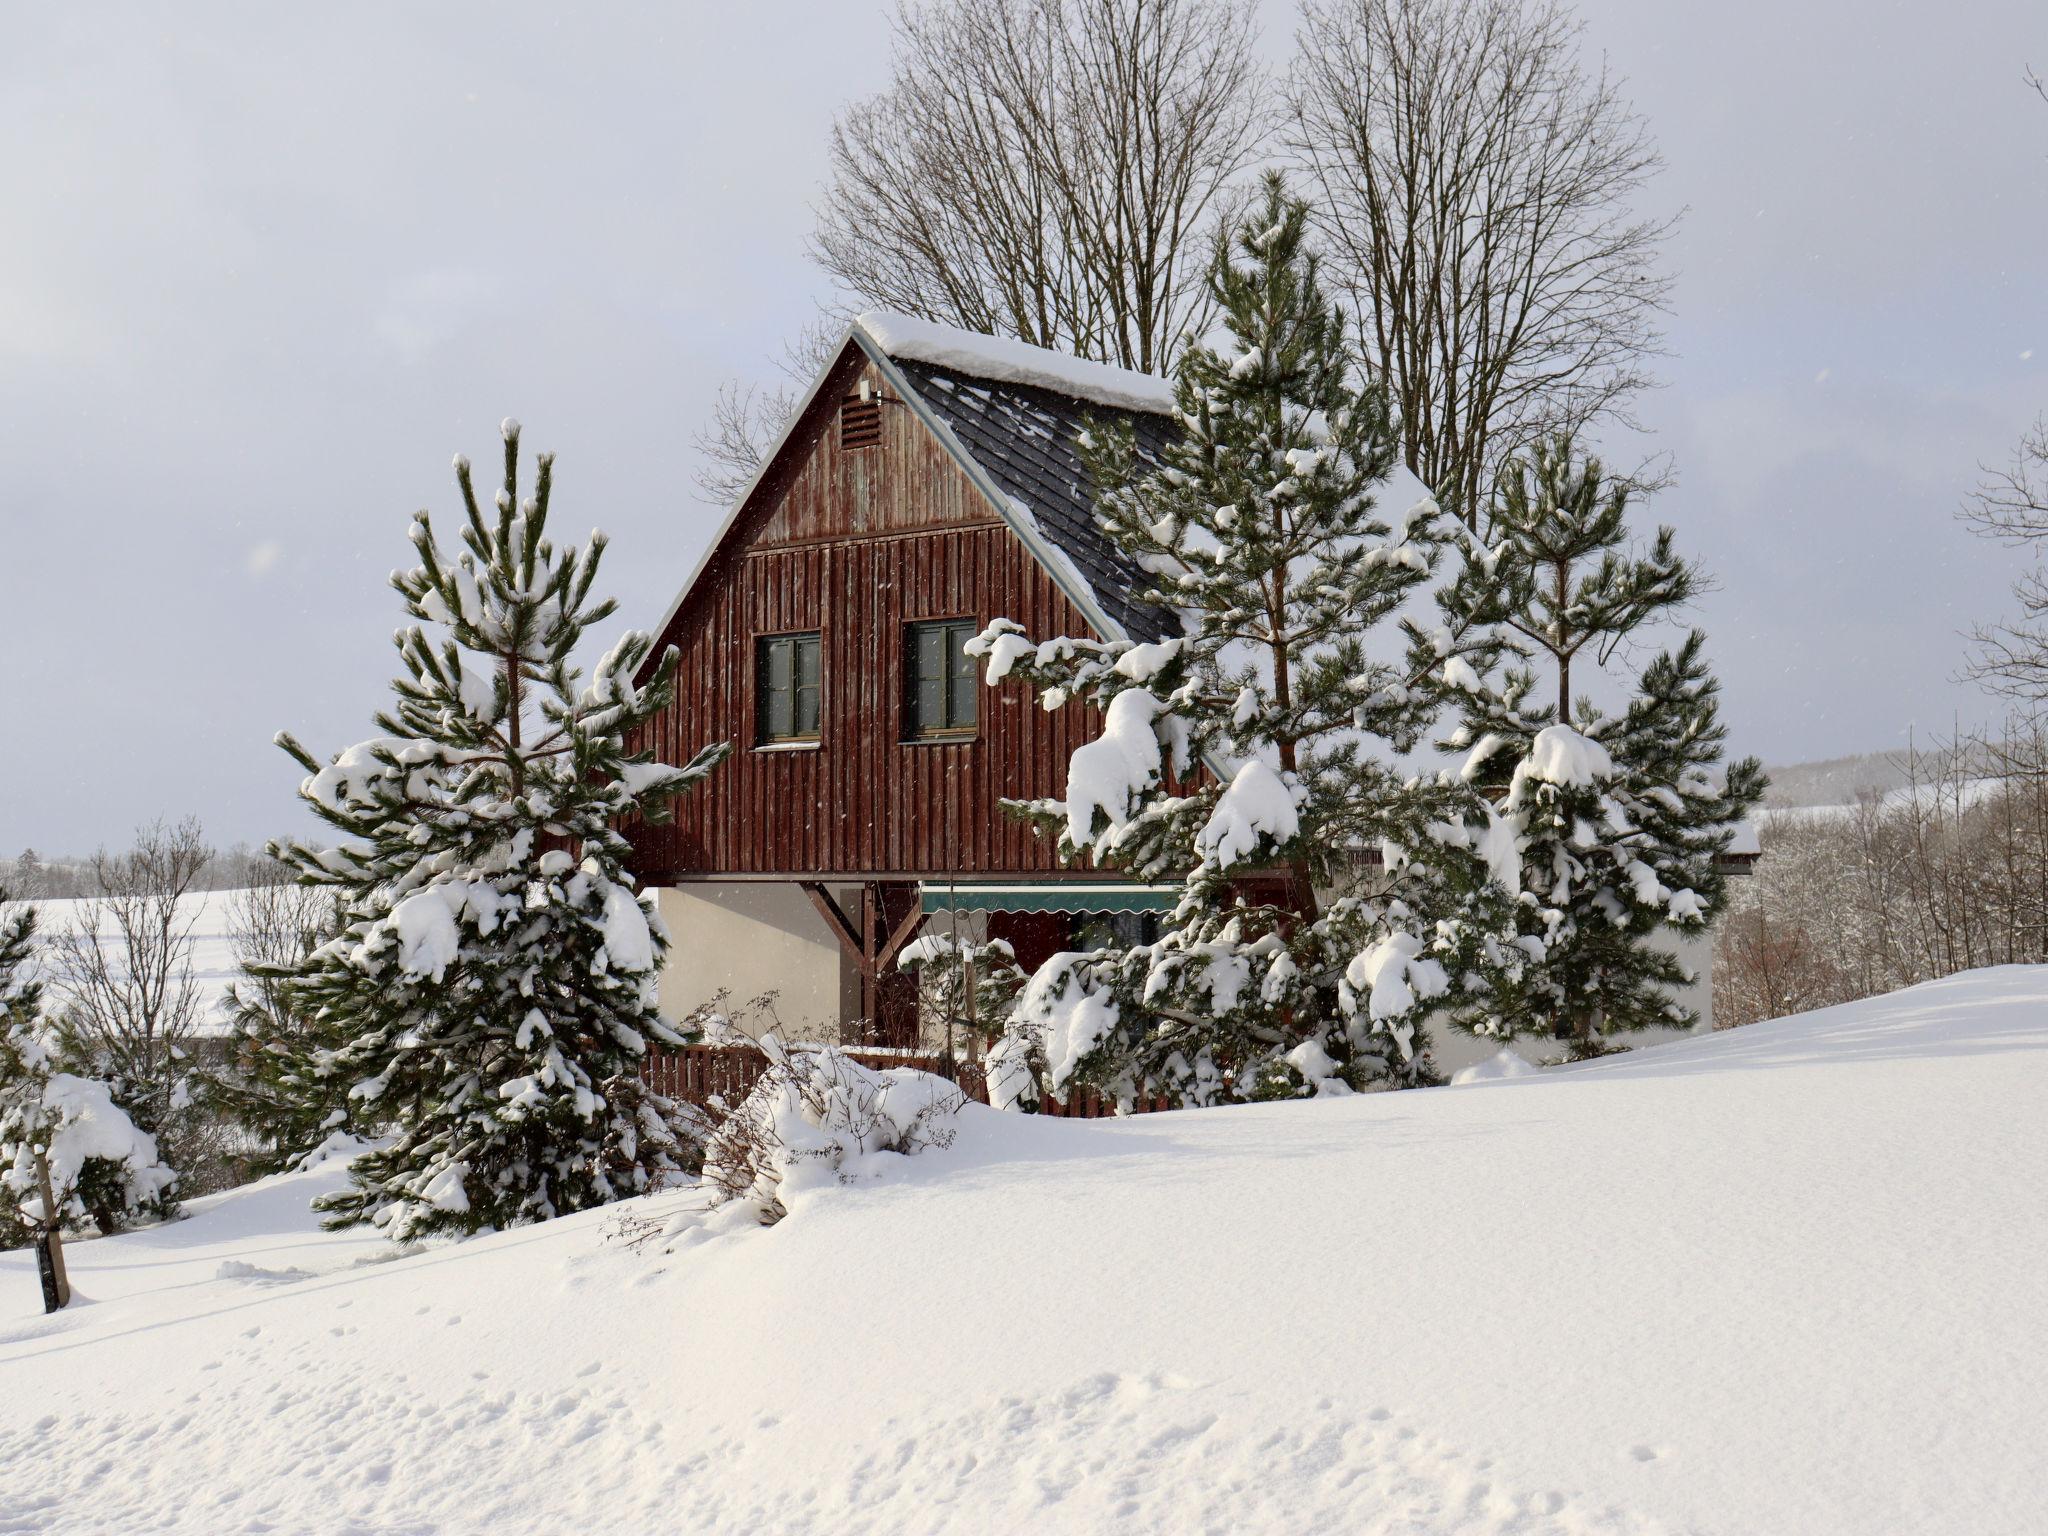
[3,970,2043,1534]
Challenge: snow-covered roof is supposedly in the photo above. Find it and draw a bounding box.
[853,311,1177,417]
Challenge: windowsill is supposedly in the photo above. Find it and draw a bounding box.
[754,740,822,754]
[903,732,979,747]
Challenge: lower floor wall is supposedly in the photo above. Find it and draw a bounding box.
[651,881,1070,1049]
[653,883,860,1042]
[652,881,1719,1071]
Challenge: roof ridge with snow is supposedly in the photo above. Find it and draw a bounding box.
[854,311,1177,417]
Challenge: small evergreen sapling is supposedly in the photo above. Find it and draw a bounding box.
[970,178,1526,1106]
[1446,437,1766,1049]
[270,421,729,1241]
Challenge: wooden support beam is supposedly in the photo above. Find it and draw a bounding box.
[875,900,929,974]
[799,881,865,969]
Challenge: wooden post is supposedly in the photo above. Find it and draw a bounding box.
[957,945,976,1070]
[32,1146,70,1312]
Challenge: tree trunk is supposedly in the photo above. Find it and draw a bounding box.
[33,1149,70,1310]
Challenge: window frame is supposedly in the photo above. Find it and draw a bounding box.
[754,630,823,748]
[903,617,981,742]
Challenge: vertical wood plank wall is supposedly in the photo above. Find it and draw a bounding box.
[628,348,1101,881]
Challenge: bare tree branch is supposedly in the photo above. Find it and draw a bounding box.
[1284,0,1677,525]
[690,316,844,507]
[1960,417,2048,700]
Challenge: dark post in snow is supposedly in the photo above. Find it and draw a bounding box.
[32,1145,70,1313]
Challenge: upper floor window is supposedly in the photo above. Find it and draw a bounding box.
[905,618,978,739]
[756,631,821,745]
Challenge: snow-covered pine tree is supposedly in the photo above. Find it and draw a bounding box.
[270,421,729,1241]
[970,175,1526,1107]
[1445,436,1766,1051]
[1,890,178,1244]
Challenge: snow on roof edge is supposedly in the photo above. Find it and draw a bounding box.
[854,311,1177,417]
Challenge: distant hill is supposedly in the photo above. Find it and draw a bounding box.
[1761,750,1914,808]
[1761,740,1998,809]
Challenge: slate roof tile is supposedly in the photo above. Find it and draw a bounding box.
[896,359,1177,646]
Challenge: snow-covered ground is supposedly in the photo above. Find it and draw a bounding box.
[4,969,2044,1534]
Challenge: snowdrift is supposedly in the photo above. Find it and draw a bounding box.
[4,969,2045,1534]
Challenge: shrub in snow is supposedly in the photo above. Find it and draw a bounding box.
[968,178,1526,1107]
[701,1032,966,1226]
[1,896,179,1244]
[266,421,730,1242]
[1441,437,1765,1050]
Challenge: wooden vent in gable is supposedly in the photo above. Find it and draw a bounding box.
[840,394,883,450]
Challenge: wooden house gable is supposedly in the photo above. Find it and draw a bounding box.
[628,336,1114,883]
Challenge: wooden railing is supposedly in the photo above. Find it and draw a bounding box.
[640,1043,1171,1119]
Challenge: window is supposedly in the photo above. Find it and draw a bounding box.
[756,632,821,744]
[905,619,978,738]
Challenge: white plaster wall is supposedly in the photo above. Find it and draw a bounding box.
[1426,924,1717,1078]
[652,883,858,1042]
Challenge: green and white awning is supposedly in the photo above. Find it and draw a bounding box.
[918,881,1181,916]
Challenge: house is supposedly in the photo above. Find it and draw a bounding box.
[624,313,1743,1062]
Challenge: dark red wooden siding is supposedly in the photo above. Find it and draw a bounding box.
[628,345,1102,881]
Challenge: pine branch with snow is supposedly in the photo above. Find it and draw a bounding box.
[1442,437,1767,1047]
[968,177,1528,1107]
[266,421,731,1242]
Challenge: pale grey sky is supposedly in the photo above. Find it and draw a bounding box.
[1,1,2042,852]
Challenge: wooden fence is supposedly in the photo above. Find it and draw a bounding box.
[640,1043,1171,1119]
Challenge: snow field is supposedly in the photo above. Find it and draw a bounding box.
[3,968,2045,1534]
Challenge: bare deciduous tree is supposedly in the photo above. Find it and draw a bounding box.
[811,0,1263,375]
[49,818,212,1144]
[1285,0,1676,523]
[1954,73,2048,697]
[1714,722,2048,1027]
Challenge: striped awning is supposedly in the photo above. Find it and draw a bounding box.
[918,881,1181,915]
